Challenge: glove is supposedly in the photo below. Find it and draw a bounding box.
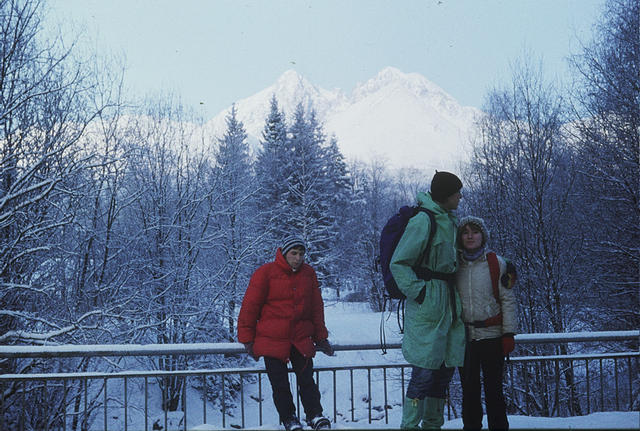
[502,333,515,356]
[501,261,517,289]
[244,342,259,361]
[315,339,335,356]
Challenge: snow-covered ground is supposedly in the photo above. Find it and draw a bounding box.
[86,301,638,430]
[189,412,639,430]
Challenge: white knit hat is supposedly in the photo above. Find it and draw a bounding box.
[457,216,490,248]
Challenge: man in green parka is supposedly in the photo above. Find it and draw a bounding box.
[390,171,466,429]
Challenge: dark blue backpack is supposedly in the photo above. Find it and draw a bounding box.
[378,206,436,300]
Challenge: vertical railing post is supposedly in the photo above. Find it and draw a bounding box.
[349,369,354,422]
[124,376,128,431]
[599,358,604,411]
[240,373,245,429]
[259,372,263,426]
[383,367,388,424]
[332,369,337,423]
[0,382,6,429]
[103,377,107,431]
[20,380,25,431]
[0,381,4,431]
[163,379,168,431]
[614,358,620,411]
[83,377,88,431]
[569,360,575,415]
[367,368,372,424]
[523,362,530,414]
[63,379,67,431]
[144,377,148,431]
[585,360,590,415]
[627,357,633,410]
[183,376,187,431]
[221,373,226,429]
[401,366,406,404]
[553,358,560,416]
[43,380,48,431]
[202,374,207,425]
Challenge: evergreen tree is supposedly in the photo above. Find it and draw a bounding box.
[254,95,289,254]
[212,104,258,337]
[321,135,353,295]
[282,104,334,286]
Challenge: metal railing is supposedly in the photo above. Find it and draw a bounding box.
[1,331,638,430]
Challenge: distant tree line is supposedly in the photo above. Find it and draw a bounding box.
[0,0,636,428]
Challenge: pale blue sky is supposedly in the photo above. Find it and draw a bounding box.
[46,0,604,120]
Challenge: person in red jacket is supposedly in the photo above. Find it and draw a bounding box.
[237,236,334,431]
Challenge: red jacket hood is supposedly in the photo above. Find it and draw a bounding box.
[275,247,309,274]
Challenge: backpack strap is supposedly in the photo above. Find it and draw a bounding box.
[416,207,437,267]
[413,208,457,306]
[469,252,503,328]
[486,252,501,304]
[414,208,453,280]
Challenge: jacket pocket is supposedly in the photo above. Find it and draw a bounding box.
[412,281,445,322]
[429,237,457,273]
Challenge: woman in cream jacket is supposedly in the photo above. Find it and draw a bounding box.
[456,216,518,431]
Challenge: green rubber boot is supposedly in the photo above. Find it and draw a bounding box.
[400,397,424,429]
[421,396,446,430]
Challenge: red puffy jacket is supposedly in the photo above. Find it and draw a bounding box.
[237,248,329,362]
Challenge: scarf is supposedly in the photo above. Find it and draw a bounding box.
[463,247,485,262]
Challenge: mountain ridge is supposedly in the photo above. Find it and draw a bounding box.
[204,67,481,171]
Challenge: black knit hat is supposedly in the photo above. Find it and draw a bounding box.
[430,171,463,202]
[281,235,305,256]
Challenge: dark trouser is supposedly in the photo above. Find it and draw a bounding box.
[406,362,455,399]
[264,346,323,423]
[459,337,509,430]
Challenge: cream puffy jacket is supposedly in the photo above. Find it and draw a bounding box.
[455,252,518,341]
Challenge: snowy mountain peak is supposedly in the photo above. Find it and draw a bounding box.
[275,69,311,89]
[272,69,314,98]
[204,67,481,170]
[268,69,347,116]
[353,67,457,111]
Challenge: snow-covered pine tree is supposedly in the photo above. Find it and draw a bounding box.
[211,104,259,337]
[321,135,353,296]
[254,100,358,293]
[279,104,331,287]
[254,95,289,255]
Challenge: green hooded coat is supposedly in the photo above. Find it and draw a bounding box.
[390,192,465,369]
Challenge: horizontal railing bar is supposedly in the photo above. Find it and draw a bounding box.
[507,351,640,362]
[0,330,637,358]
[1,352,637,382]
[0,342,246,358]
[515,330,639,344]
[0,342,393,359]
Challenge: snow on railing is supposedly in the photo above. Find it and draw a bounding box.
[0,330,637,358]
